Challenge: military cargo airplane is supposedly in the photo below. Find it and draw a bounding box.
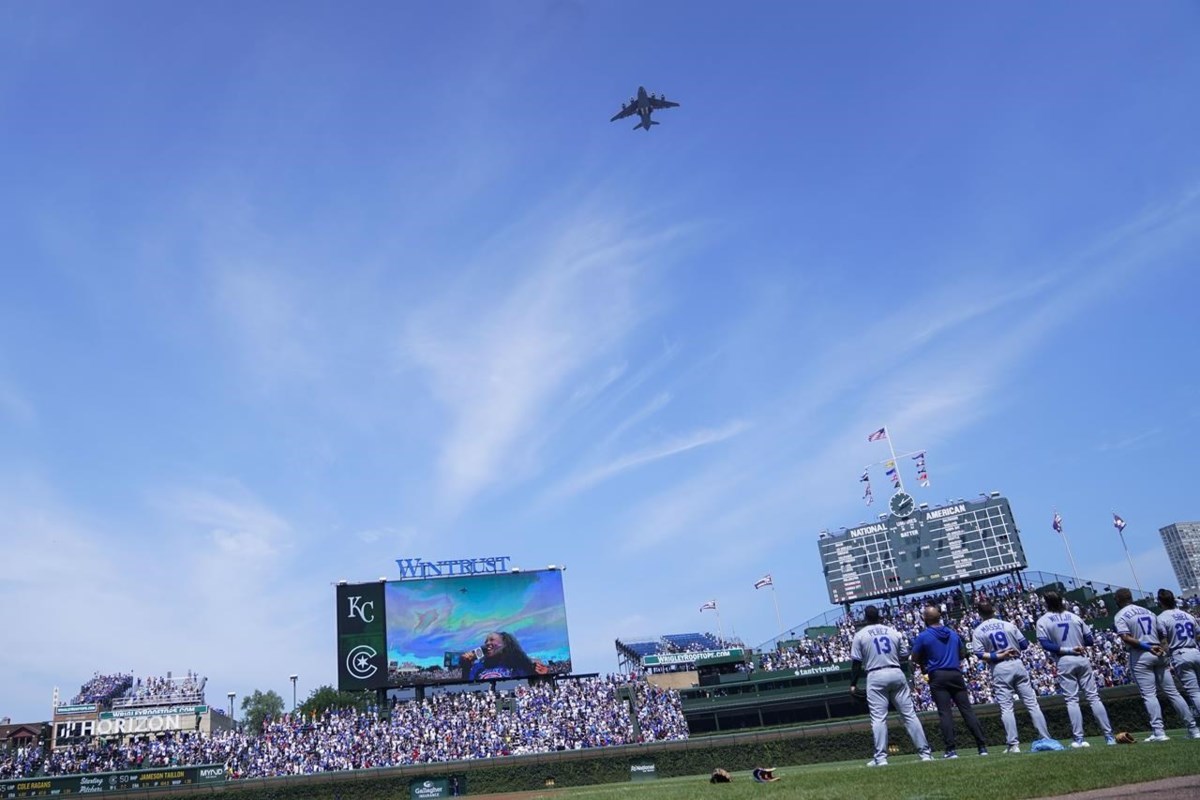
[610,86,679,131]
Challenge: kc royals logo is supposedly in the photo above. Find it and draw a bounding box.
[345,644,378,680]
[346,596,375,623]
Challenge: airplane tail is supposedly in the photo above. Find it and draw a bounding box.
[635,120,660,131]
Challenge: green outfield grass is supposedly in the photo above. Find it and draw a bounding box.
[489,731,1200,800]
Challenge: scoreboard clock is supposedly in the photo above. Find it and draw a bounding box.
[817,494,1027,605]
[889,491,915,519]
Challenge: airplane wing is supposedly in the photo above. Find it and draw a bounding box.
[648,96,679,110]
[610,104,637,122]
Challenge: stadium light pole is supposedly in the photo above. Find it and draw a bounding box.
[289,675,298,712]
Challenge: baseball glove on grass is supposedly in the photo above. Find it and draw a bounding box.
[1115,731,1136,744]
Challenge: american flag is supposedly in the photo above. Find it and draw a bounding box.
[699,600,717,612]
[1052,511,1063,534]
[754,575,773,590]
[1113,513,1126,533]
[867,428,887,442]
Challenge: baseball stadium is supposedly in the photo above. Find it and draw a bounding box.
[4,4,1199,800]
[4,494,1200,800]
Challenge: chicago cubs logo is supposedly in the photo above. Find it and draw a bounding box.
[346,644,378,679]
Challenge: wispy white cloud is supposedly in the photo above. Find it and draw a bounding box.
[152,482,294,565]
[602,391,672,447]
[568,363,628,405]
[1096,428,1162,453]
[613,188,1200,562]
[551,419,748,499]
[355,525,420,550]
[400,211,685,512]
[0,476,321,723]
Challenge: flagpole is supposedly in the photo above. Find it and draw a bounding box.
[1117,529,1143,596]
[1055,510,1081,586]
[715,605,724,644]
[770,584,783,635]
[883,426,905,493]
[1062,535,1081,586]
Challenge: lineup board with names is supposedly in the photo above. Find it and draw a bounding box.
[817,496,1027,604]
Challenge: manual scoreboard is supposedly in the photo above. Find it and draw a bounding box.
[818,495,1027,604]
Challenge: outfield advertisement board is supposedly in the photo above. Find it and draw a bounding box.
[641,649,745,667]
[0,765,224,797]
[408,778,450,799]
[102,705,207,718]
[629,763,657,782]
[338,569,572,690]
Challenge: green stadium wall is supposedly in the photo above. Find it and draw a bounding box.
[83,686,1155,798]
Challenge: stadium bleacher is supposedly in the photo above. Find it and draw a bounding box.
[2,677,686,780]
[7,571,1195,782]
[69,674,133,707]
[752,571,1144,711]
[615,632,745,673]
[62,671,209,712]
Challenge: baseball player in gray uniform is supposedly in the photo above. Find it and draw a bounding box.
[1157,588,1200,724]
[848,605,934,767]
[1035,590,1115,747]
[971,598,1054,753]
[1113,587,1199,741]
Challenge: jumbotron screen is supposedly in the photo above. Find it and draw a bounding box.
[336,569,572,690]
[817,495,1027,604]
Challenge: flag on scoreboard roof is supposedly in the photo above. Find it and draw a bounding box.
[867,427,887,442]
[700,600,717,612]
[860,469,870,482]
[1113,513,1127,533]
[884,462,900,488]
[864,483,874,506]
[754,574,773,590]
[1052,510,1063,534]
[913,451,930,487]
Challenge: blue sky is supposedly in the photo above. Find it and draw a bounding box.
[2,2,1199,722]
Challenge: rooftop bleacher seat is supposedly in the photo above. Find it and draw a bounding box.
[662,633,710,651]
[624,640,665,656]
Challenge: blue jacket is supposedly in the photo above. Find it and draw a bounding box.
[912,624,966,672]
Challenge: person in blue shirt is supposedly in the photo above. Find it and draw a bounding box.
[459,631,550,681]
[912,604,989,758]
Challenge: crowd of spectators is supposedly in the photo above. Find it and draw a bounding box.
[10,583,1196,783]
[1,677,687,780]
[759,578,1136,710]
[69,674,133,706]
[117,672,206,707]
[664,633,743,654]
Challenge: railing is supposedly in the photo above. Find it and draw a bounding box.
[756,568,1150,651]
[111,692,205,710]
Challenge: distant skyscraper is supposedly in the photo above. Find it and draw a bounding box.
[1159,522,1200,598]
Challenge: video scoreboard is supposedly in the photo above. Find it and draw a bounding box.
[817,495,1027,604]
[336,568,573,690]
